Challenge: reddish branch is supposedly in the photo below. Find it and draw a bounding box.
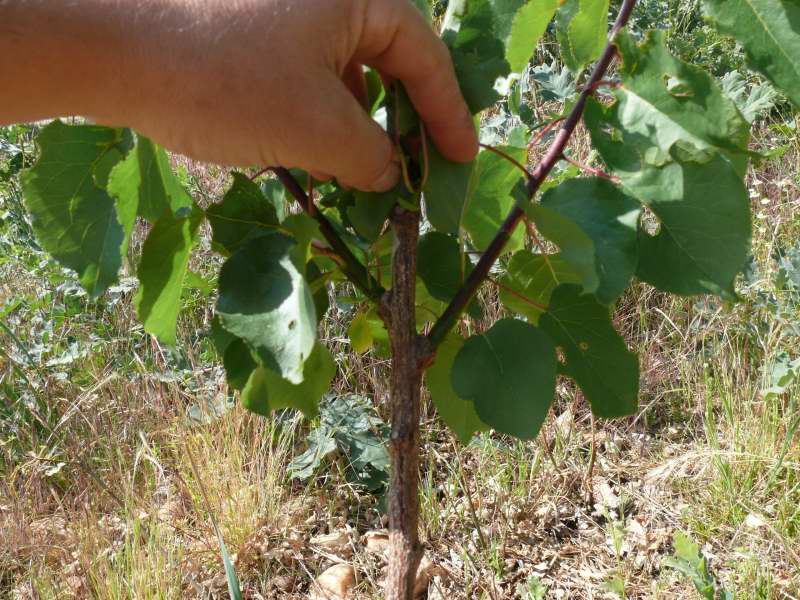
[560,153,619,182]
[270,167,384,301]
[426,0,638,349]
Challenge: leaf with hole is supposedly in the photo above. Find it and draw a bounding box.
[540,284,639,417]
[216,233,317,384]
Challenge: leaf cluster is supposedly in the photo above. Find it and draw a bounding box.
[18,0,800,444]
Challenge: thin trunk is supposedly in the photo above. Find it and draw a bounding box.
[380,206,424,600]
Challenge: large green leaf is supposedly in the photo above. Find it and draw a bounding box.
[423,146,475,235]
[241,342,335,419]
[462,146,527,251]
[135,206,203,346]
[556,0,609,72]
[207,173,280,255]
[704,0,800,107]
[417,232,467,302]
[500,251,582,323]
[426,334,488,443]
[216,234,317,384]
[531,178,640,304]
[602,31,751,175]
[21,121,132,297]
[506,0,560,72]
[452,318,557,439]
[442,0,511,113]
[586,97,752,297]
[107,136,192,222]
[540,285,639,417]
[633,152,751,297]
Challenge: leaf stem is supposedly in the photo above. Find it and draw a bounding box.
[479,143,532,180]
[270,167,384,301]
[560,152,620,182]
[425,0,638,350]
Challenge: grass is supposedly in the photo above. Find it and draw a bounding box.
[1,112,799,599]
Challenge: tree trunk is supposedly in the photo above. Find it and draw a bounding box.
[380,206,424,600]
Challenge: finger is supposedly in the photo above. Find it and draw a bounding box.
[290,72,400,192]
[354,0,478,163]
[342,61,368,109]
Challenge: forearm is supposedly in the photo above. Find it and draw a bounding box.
[0,0,196,127]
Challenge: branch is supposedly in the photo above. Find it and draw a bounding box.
[426,0,638,349]
[270,167,384,301]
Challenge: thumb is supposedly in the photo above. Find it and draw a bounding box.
[292,73,400,192]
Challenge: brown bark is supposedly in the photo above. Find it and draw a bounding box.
[380,206,424,600]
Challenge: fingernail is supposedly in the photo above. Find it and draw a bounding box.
[370,160,401,192]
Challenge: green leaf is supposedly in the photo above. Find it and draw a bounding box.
[423,146,475,235]
[207,173,280,255]
[540,284,639,417]
[506,0,560,72]
[260,179,288,222]
[462,146,526,251]
[346,189,396,242]
[704,0,800,107]
[348,310,373,353]
[499,251,582,323]
[283,213,323,269]
[452,318,557,439]
[221,338,258,390]
[602,31,751,175]
[135,206,203,346]
[634,153,751,297]
[241,342,335,420]
[21,121,132,297]
[557,0,609,72]
[216,533,244,600]
[417,232,467,302]
[531,178,640,304]
[216,234,317,384]
[107,136,192,222]
[443,0,511,113]
[587,98,752,297]
[426,334,488,443]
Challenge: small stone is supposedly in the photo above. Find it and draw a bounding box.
[363,531,390,555]
[311,564,356,599]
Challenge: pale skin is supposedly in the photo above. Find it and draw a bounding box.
[0,0,478,191]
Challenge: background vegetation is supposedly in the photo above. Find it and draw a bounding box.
[2,0,799,597]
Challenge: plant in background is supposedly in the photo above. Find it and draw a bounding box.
[16,0,800,597]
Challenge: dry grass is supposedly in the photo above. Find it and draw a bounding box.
[1,120,799,600]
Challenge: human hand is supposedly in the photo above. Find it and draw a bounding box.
[0,0,477,192]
